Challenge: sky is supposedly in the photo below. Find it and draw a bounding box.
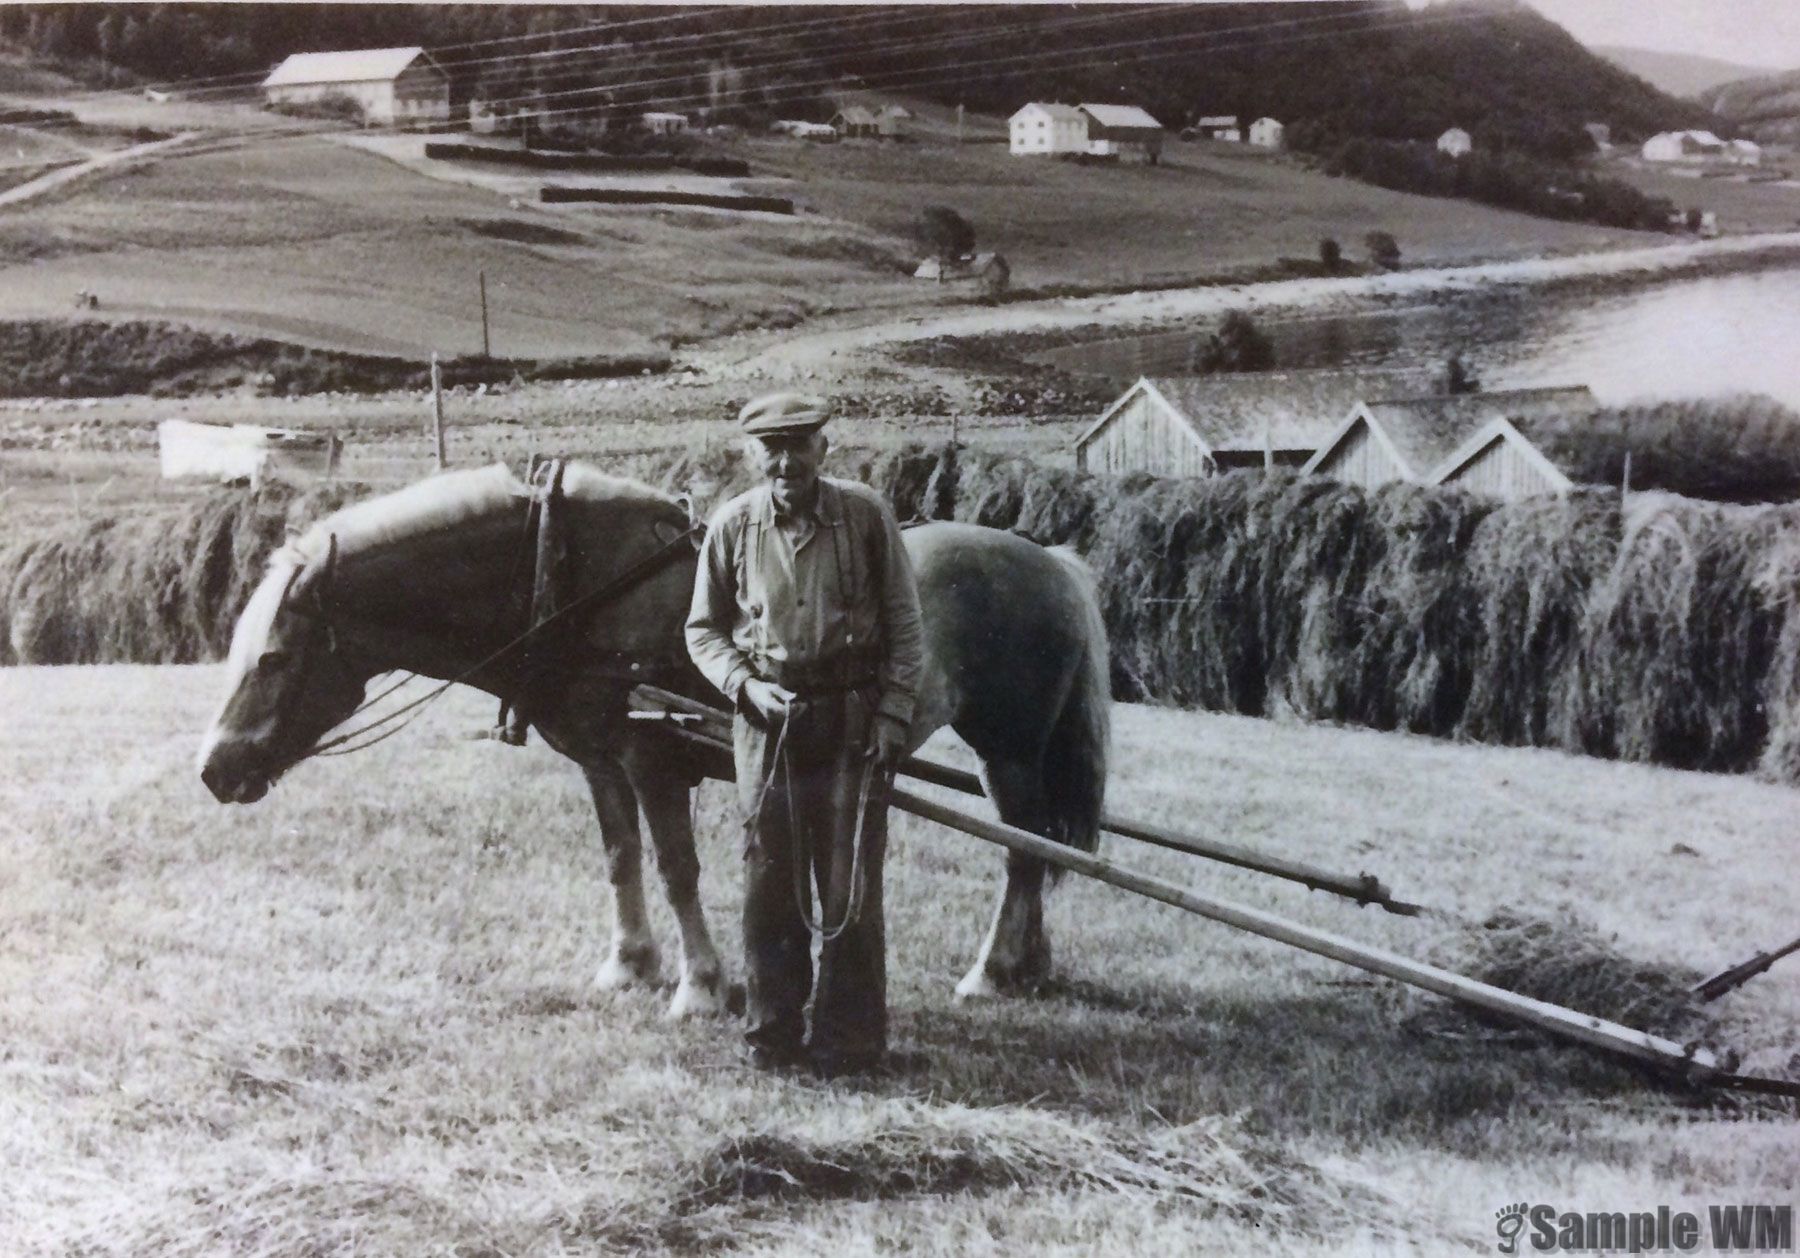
[1510,0,1800,70]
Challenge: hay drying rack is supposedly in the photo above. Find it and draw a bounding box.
[629,684,1800,1101]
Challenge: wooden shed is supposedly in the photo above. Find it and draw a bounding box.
[1303,386,1595,493]
[1428,388,1600,499]
[1075,370,1433,478]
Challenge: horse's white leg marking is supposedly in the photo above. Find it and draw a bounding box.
[583,759,661,988]
[631,760,725,1020]
[956,759,1052,1000]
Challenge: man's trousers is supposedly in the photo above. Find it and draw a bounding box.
[732,688,888,1063]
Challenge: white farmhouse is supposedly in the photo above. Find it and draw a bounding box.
[1641,129,1726,162]
[1248,116,1284,149]
[1436,127,1472,158]
[1010,102,1088,155]
[263,47,449,127]
[1727,138,1762,166]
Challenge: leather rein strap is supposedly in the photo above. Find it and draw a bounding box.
[304,466,703,760]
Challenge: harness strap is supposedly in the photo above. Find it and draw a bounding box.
[301,482,703,763]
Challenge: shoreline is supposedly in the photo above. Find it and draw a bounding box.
[699,231,1800,377]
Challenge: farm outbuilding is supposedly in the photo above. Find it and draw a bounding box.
[1436,127,1473,157]
[641,111,690,135]
[1303,386,1595,493]
[1248,117,1285,149]
[1641,129,1726,162]
[1079,103,1164,162]
[875,104,913,138]
[262,47,449,127]
[1075,370,1435,478]
[1192,115,1241,142]
[830,105,880,139]
[1010,102,1089,155]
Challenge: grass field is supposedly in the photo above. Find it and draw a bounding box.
[2,665,1795,1254]
[739,135,1651,288]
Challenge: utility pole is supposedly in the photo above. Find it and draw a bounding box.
[430,353,446,471]
[479,269,491,358]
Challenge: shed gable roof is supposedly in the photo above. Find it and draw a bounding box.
[1079,103,1162,131]
[1307,385,1595,480]
[1012,102,1087,124]
[1076,369,1437,457]
[264,47,436,89]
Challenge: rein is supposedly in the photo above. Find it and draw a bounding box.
[297,476,704,763]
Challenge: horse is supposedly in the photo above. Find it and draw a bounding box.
[198,462,1109,1017]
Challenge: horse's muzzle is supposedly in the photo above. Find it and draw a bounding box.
[198,736,274,804]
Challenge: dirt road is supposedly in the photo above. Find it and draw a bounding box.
[0,130,197,208]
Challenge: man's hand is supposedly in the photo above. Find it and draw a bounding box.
[742,677,796,724]
[867,715,908,770]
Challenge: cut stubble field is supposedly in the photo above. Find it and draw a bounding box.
[2,665,1795,1255]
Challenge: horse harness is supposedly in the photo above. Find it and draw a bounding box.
[295,459,705,761]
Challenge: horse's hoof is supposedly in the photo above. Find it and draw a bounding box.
[665,972,725,1020]
[594,946,660,990]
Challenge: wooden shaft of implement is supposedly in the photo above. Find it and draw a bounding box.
[898,754,1418,915]
[889,785,1722,1080]
[630,684,1421,914]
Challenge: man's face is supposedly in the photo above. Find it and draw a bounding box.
[751,431,827,508]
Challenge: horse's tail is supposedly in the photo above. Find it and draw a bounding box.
[1042,546,1110,872]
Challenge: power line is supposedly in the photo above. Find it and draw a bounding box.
[0,4,1514,179]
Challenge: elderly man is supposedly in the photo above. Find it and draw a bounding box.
[685,392,924,1076]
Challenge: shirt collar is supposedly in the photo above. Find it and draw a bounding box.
[758,478,844,526]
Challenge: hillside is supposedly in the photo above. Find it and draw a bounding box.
[1702,68,1800,144]
[1,1,1713,160]
[1593,45,1776,100]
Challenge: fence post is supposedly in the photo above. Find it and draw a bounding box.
[479,269,491,359]
[1622,449,1631,499]
[431,353,446,471]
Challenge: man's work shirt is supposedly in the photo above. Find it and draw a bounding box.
[686,477,925,730]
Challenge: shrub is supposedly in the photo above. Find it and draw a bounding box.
[1364,231,1401,270]
[1318,237,1342,273]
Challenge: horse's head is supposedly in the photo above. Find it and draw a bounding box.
[198,537,367,803]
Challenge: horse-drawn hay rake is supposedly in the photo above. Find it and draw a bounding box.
[630,683,1800,1100]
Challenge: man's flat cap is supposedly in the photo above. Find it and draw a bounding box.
[739,391,831,436]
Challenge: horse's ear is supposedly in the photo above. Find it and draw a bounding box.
[289,534,338,611]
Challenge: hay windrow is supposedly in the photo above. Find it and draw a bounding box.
[8,445,1800,786]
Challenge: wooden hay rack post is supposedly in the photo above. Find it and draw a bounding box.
[629,684,1798,1099]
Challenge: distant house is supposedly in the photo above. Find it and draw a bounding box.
[1079,103,1164,163]
[913,251,1009,293]
[875,104,913,138]
[1641,129,1726,162]
[641,111,690,136]
[1247,117,1285,149]
[1010,102,1088,155]
[1582,121,1611,151]
[262,46,449,127]
[1727,137,1762,166]
[1074,370,1435,478]
[1192,115,1241,142]
[771,120,838,141]
[1303,386,1595,493]
[1436,127,1473,158]
[830,105,879,139]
